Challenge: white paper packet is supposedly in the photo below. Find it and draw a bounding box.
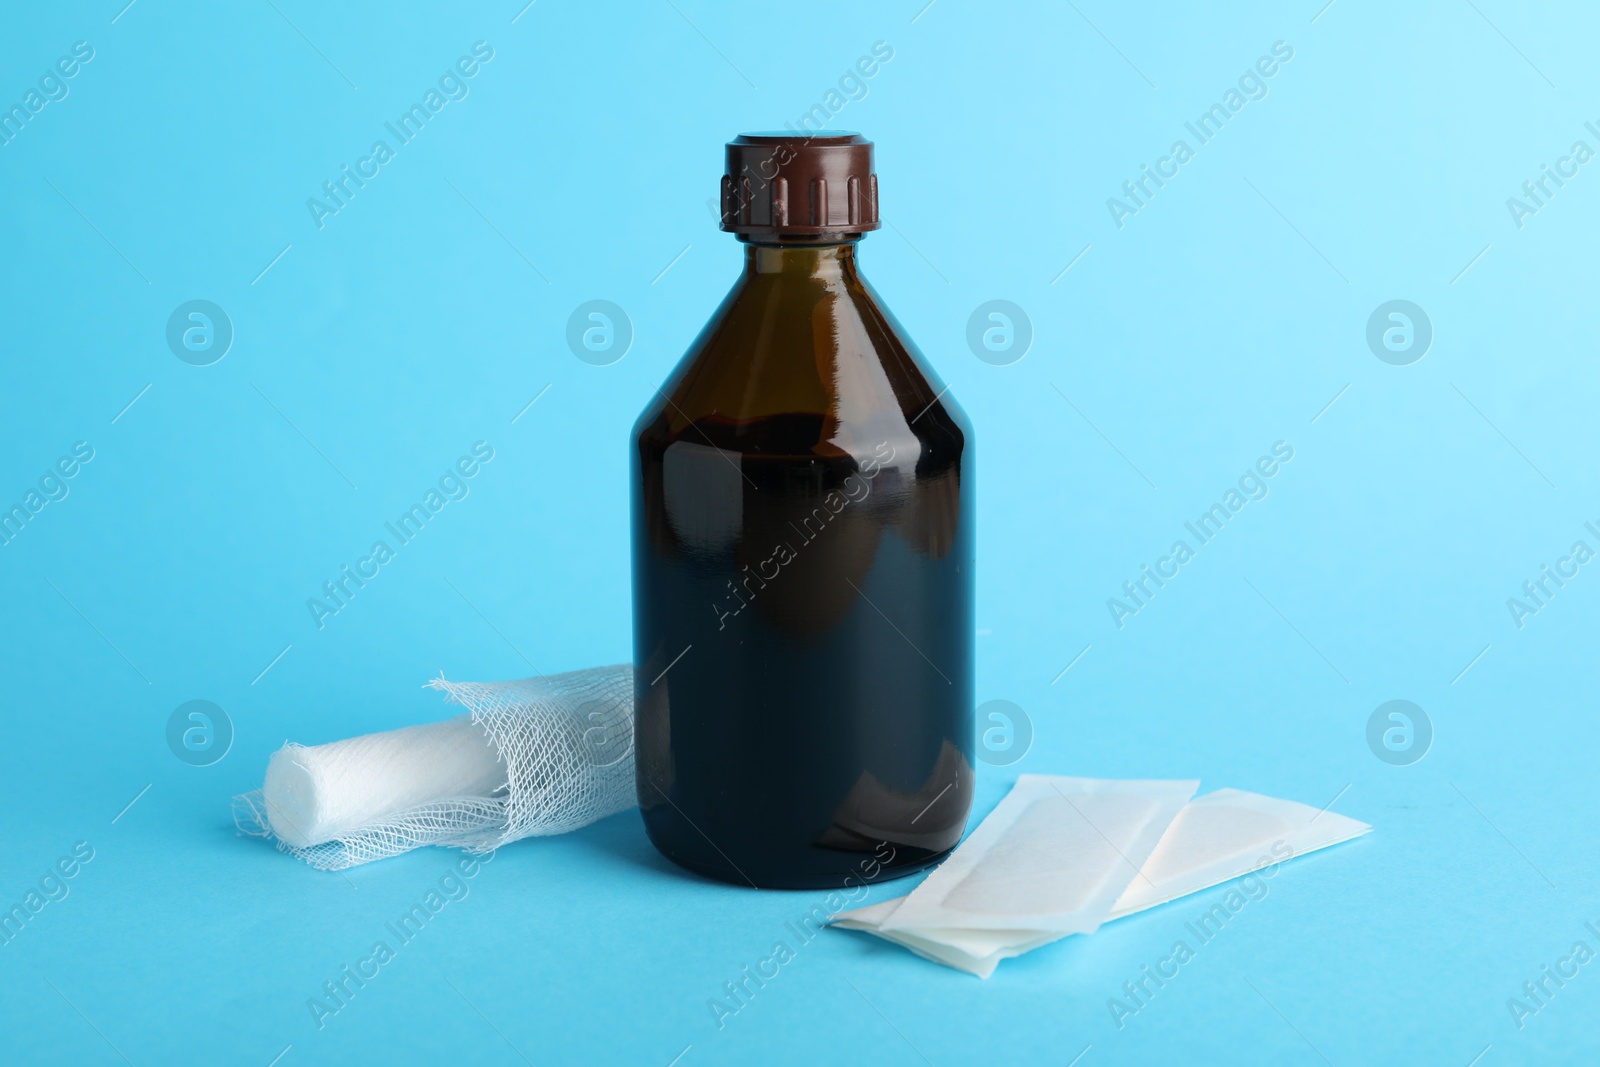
[1109,787,1369,916]
[835,787,1371,976]
[833,903,1058,978]
[878,775,1199,937]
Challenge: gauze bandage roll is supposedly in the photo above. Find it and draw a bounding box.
[234,664,635,870]
[833,785,1372,977]
[260,716,507,848]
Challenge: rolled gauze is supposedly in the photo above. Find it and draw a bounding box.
[234,664,636,869]
[262,716,507,848]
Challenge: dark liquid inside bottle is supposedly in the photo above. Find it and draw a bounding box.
[631,238,974,889]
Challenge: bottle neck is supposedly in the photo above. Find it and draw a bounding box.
[743,240,860,279]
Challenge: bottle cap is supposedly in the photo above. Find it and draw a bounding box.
[720,132,880,239]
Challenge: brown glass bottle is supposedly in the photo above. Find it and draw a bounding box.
[631,134,973,889]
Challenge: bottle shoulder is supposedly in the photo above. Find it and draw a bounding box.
[635,266,969,469]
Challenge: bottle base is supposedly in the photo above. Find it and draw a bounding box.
[644,829,953,891]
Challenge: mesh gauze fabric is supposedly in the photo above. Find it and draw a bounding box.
[233,664,636,870]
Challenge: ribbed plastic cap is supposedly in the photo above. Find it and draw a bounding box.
[720,132,880,238]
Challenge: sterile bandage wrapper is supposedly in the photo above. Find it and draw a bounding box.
[234,665,634,870]
[834,786,1371,977]
[879,775,1198,939]
[1110,787,1370,915]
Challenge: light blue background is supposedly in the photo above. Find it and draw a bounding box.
[2,0,1595,1063]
